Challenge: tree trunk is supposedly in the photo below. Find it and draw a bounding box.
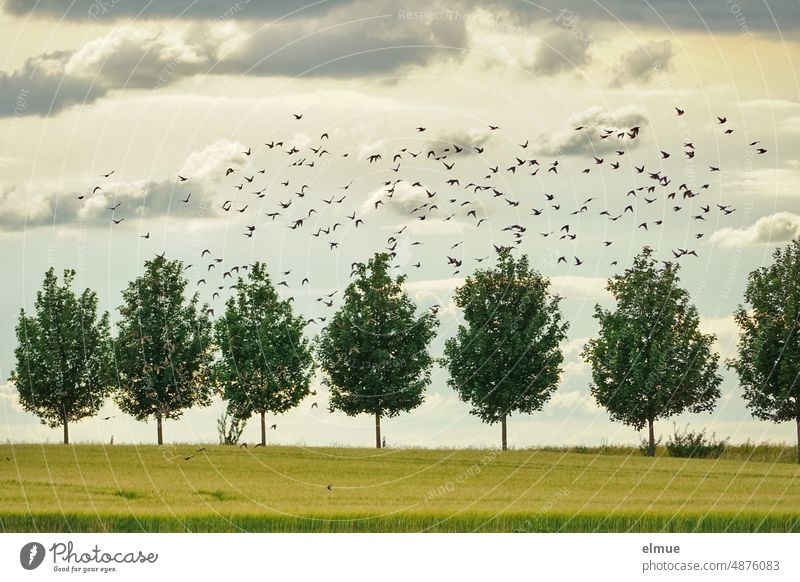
[156,413,163,445]
[260,411,267,447]
[501,414,508,451]
[796,416,800,465]
[63,419,69,445]
[647,417,656,457]
[375,411,381,449]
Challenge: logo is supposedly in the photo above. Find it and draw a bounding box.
[20,542,46,570]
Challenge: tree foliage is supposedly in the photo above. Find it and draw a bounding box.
[215,262,314,445]
[113,255,214,444]
[728,239,800,463]
[583,248,722,455]
[316,253,438,447]
[443,250,568,448]
[9,268,113,444]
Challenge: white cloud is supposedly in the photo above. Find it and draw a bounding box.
[562,337,589,357]
[545,389,600,415]
[699,315,740,359]
[550,276,610,299]
[562,360,589,379]
[710,212,800,247]
[362,181,430,215]
[0,139,242,233]
[180,138,247,182]
[402,279,463,322]
[64,24,216,84]
[535,105,648,156]
[0,382,23,413]
[355,138,387,161]
[0,183,55,226]
[723,165,800,197]
[423,128,491,156]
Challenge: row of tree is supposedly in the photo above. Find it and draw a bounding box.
[9,242,800,462]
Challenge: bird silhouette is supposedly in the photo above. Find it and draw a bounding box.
[88,107,759,328]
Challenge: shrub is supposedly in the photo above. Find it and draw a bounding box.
[665,423,727,459]
[217,412,247,445]
[638,435,663,456]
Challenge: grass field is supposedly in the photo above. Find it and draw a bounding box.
[1,444,799,532]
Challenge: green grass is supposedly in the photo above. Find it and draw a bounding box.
[1,444,798,532]
[113,489,146,500]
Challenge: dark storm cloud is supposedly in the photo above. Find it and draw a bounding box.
[0,52,106,117]
[2,0,349,21]
[529,29,592,76]
[0,4,468,118]
[9,0,798,32]
[217,12,467,78]
[481,0,799,33]
[2,0,795,120]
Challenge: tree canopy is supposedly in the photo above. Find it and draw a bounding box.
[583,248,722,456]
[316,253,438,448]
[728,239,800,463]
[215,262,314,445]
[10,268,114,444]
[443,249,568,449]
[114,255,214,444]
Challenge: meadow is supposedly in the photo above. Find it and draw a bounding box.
[1,444,798,532]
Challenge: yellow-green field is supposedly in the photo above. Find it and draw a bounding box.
[1,445,798,532]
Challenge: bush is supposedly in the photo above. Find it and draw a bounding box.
[217,412,247,445]
[665,424,727,459]
[638,436,663,456]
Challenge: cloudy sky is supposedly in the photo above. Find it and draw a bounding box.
[1,0,799,448]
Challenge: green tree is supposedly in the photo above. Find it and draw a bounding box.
[215,262,314,446]
[114,255,214,444]
[443,250,568,449]
[9,268,113,444]
[728,239,800,463]
[583,248,722,456]
[317,253,438,448]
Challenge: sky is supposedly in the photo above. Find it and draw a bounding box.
[0,0,799,448]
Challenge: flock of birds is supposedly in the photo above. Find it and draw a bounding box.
[76,106,766,433]
[53,107,768,466]
[84,106,765,291]
[22,105,768,468]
